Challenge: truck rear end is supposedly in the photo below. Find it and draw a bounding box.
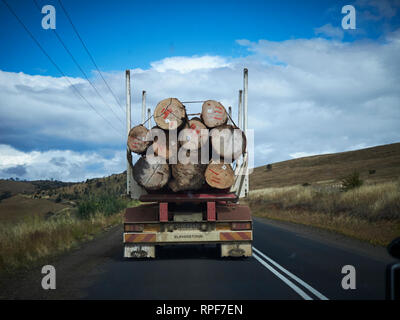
[123,193,252,258]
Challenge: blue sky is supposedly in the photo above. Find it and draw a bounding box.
[1,0,396,76]
[0,0,399,181]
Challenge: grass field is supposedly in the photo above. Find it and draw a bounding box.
[0,197,138,274]
[250,142,400,189]
[247,181,400,245]
[0,194,68,224]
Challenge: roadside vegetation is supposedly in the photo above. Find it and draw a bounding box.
[247,179,400,246]
[0,194,138,274]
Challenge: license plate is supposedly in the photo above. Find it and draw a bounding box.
[174,223,201,230]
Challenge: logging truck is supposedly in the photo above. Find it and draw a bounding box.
[123,68,252,258]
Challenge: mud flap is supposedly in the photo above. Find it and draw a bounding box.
[124,244,156,258]
[220,242,252,257]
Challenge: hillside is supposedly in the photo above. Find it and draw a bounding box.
[250,142,400,190]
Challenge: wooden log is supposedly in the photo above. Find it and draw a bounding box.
[146,127,178,160]
[178,117,209,150]
[201,100,228,128]
[154,98,186,130]
[210,124,246,162]
[132,155,170,190]
[204,160,235,189]
[127,125,151,154]
[168,162,207,192]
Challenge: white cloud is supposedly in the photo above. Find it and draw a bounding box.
[0,144,125,181]
[150,55,231,73]
[314,24,344,40]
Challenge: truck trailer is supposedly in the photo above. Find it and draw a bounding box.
[123,68,252,258]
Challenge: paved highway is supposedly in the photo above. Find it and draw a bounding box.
[1,217,395,300]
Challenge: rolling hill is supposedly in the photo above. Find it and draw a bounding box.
[250,142,400,190]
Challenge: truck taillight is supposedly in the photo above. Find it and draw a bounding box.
[125,224,144,232]
[231,222,251,230]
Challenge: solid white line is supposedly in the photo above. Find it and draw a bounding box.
[253,253,313,300]
[253,247,329,300]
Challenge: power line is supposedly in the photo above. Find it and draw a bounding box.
[1,0,123,136]
[32,0,124,126]
[57,0,125,113]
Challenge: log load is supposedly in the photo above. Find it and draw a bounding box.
[201,100,228,128]
[154,98,187,130]
[178,117,209,150]
[132,155,170,190]
[210,124,246,162]
[127,125,151,154]
[168,162,207,192]
[204,160,235,189]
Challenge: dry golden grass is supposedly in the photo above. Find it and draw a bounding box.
[247,181,400,245]
[0,213,122,273]
[0,209,128,274]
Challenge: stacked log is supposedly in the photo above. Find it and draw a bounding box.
[128,98,245,192]
[127,125,150,154]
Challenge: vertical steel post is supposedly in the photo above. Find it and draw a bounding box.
[228,106,232,125]
[243,68,249,195]
[126,70,132,195]
[238,89,243,130]
[147,108,151,129]
[141,90,146,123]
[243,69,248,132]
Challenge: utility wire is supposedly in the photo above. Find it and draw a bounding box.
[1,0,123,136]
[57,0,125,113]
[32,0,124,126]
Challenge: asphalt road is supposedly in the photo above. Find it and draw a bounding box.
[1,217,396,300]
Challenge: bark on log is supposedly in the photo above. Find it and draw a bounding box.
[204,160,235,189]
[154,98,187,130]
[210,124,246,162]
[127,125,151,154]
[132,155,170,190]
[201,100,228,128]
[168,162,207,192]
[178,117,209,150]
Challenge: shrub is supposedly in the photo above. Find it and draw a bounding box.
[0,191,12,202]
[341,171,363,191]
[77,195,127,219]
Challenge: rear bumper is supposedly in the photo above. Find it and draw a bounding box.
[123,229,252,245]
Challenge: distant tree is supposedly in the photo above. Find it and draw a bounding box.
[266,164,272,171]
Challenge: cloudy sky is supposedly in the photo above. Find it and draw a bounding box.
[0,0,399,181]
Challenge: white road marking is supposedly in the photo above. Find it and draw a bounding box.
[253,246,329,300]
[253,253,313,300]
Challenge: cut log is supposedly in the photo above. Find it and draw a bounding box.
[154,98,187,130]
[201,100,228,128]
[204,160,235,189]
[132,155,170,190]
[146,127,178,160]
[127,125,151,154]
[168,162,207,192]
[210,124,246,162]
[178,117,209,150]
